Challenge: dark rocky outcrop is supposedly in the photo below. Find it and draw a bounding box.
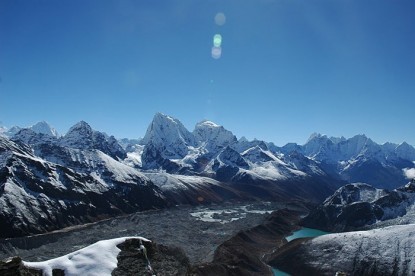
[113,238,190,276]
[0,256,41,276]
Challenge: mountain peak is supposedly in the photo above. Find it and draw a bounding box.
[30,121,59,137]
[196,120,220,128]
[153,112,177,124]
[61,121,125,159]
[193,119,236,152]
[61,121,94,149]
[239,136,248,143]
[70,120,92,131]
[141,113,195,159]
[306,133,327,144]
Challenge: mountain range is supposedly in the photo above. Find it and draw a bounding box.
[1,113,414,238]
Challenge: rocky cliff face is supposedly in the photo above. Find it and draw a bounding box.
[113,238,190,276]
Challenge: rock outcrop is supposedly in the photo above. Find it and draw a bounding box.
[113,239,190,276]
[0,256,41,276]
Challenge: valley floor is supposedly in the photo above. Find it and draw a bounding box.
[0,201,304,265]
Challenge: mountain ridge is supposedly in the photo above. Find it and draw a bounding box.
[1,113,414,238]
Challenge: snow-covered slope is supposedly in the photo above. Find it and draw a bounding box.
[283,133,415,189]
[395,142,415,161]
[144,172,243,204]
[12,128,58,146]
[3,126,22,137]
[24,237,150,276]
[193,120,236,154]
[0,126,7,136]
[302,181,415,232]
[0,135,165,238]
[141,113,195,159]
[30,121,59,137]
[271,224,415,276]
[2,121,58,138]
[232,137,269,154]
[60,121,125,160]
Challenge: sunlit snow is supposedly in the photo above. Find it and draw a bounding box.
[24,237,150,276]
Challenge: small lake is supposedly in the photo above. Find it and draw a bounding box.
[272,227,329,276]
[285,227,329,242]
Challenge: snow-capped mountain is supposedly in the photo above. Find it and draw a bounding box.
[302,180,415,232]
[139,114,334,185]
[12,128,58,146]
[141,113,195,159]
[0,126,7,136]
[3,126,22,137]
[395,142,415,161]
[232,136,269,153]
[60,121,126,160]
[0,132,165,238]
[302,133,379,162]
[2,121,58,138]
[193,120,236,154]
[2,113,414,239]
[280,133,415,189]
[30,121,59,137]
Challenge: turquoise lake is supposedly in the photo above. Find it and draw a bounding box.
[272,227,329,276]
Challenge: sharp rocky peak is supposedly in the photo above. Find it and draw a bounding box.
[141,113,195,159]
[306,132,326,144]
[61,121,94,148]
[60,121,125,159]
[66,121,93,134]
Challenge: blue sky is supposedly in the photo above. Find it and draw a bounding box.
[1,0,414,145]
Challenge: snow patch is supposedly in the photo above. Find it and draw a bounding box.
[24,237,150,276]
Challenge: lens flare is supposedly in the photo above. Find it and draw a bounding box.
[213,34,222,47]
[214,12,226,26]
[211,46,222,59]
